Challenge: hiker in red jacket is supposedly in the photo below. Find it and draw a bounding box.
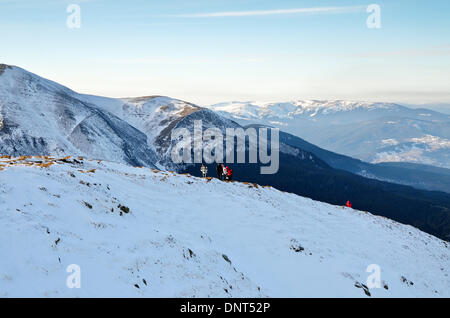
[226,166,233,181]
[346,200,352,208]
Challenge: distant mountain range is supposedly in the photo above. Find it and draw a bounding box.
[271,127,450,194]
[209,100,450,169]
[1,64,450,241]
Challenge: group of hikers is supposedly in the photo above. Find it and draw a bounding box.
[200,163,233,181]
[216,163,233,181]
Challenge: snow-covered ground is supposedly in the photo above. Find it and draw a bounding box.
[0,156,449,297]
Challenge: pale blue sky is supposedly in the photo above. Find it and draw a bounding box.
[1,0,450,105]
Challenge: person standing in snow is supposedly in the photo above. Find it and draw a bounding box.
[222,165,228,180]
[200,164,208,178]
[216,163,223,179]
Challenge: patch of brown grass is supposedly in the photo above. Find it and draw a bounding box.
[36,162,54,168]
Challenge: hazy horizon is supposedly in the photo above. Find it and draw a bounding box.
[1,0,450,106]
[3,62,450,114]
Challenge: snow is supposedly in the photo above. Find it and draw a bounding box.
[79,94,201,151]
[409,135,450,151]
[381,139,399,146]
[373,135,450,166]
[1,156,449,297]
[0,66,159,167]
[0,66,83,155]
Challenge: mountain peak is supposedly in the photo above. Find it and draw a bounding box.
[0,64,12,75]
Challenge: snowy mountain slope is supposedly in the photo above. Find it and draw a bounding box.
[156,108,244,170]
[209,101,450,168]
[0,65,158,167]
[79,94,202,154]
[0,64,244,170]
[0,156,449,297]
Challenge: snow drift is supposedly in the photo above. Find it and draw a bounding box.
[0,156,448,297]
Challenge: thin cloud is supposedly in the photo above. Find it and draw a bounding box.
[166,6,365,18]
[92,56,268,65]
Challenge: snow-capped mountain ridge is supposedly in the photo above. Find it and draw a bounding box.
[79,93,203,154]
[210,100,405,120]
